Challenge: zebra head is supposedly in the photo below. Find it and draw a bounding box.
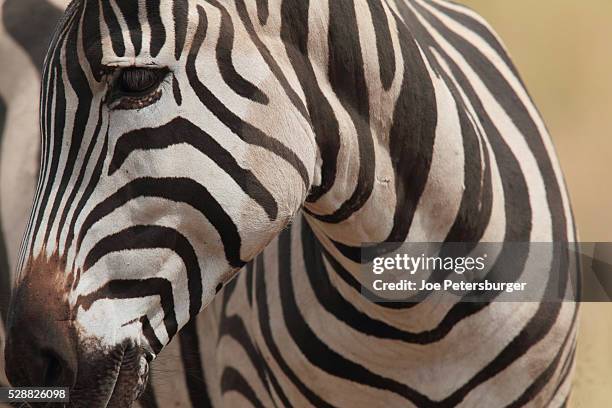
[5,0,316,404]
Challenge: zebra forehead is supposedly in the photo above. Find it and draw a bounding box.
[80,0,173,22]
[72,0,177,81]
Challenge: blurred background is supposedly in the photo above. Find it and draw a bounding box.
[461,1,612,406]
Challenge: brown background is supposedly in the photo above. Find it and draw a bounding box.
[462,1,612,406]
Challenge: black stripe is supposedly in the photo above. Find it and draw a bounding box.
[443,91,493,243]
[255,0,269,25]
[79,177,245,270]
[404,34,494,245]
[245,261,254,306]
[40,52,53,169]
[146,0,166,57]
[280,0,340,202]
[218,269,285,405]
[173,0,189,60]
[116,0,143,55]
[140,315,164,355]
[101,0,125,57]
[187,6,310,190]
[205,0,269,104]
[233,0,310,120]
[382,11,437,243]
[324,239,421,309]
[82,0,104,82]
[219,314,284,406]
[256,360,289,408]
[307,0,376,223]
[66,131,109,270]
[172,75,182,105]
[82,225,201,322]
[221,367,265,408]
[2,0,63,72]
[254,244,334,407]
[426,1,521,82]
[178,318,212,408]
[366,0,396,90]
[548,311,580,404]
[77,278,178,340]
[109,117,278,220]
[547,340,578,405]
[57,105,104,250]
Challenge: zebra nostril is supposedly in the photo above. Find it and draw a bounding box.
[4,308,78,388]
[42,350,65,387]
[5,338,77,388]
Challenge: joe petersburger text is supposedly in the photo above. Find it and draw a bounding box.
[370,254,528,294]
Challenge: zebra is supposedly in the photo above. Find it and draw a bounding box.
[3,0,579,407]
[0,1,212,406]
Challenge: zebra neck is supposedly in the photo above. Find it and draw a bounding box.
[293,215,448,333]
[280,0,477,321]
[296,2,468,247]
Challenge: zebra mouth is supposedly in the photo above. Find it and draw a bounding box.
[104,347,150,407]
[71,344,150,408]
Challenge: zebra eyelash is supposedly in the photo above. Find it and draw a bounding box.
[103,66,170,111]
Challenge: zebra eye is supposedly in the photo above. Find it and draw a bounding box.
[107,67,169,110]
[118,67,166,94]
